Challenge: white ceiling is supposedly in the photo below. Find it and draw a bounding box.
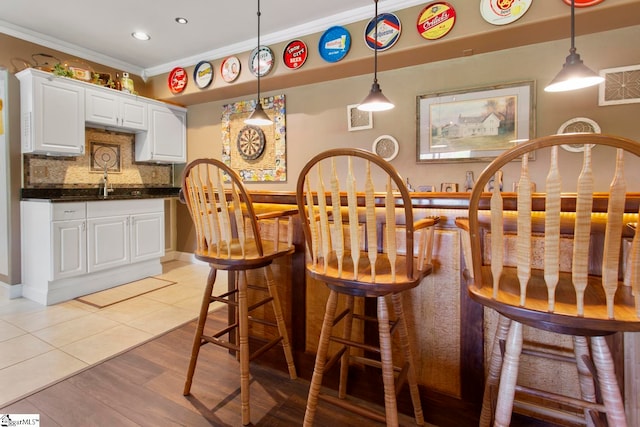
[0,0,425,79]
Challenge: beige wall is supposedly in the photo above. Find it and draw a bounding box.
[184,25,640,195]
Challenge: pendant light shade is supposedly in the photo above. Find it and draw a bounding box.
[358,0,394,112]
[245,102,272,126]
[245,0,273,125]
[544,0,604,93]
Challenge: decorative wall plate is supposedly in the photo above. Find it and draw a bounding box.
[318,26,351,63]
[416,2,456,40]
[193,61,213,89]
[220,56,241,83]
[557,117,601,152]
[480,0,532,26]
[364,12,401,51]
[168,67,188,94]
[283,40,308,69]
[372,135,399,161]
[249,46,274,77]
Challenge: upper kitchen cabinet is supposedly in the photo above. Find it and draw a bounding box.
[135,101,186,164]
[85,86,147,132]
[17,68,85,156]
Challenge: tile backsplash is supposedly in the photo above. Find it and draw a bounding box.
[24,128,173,188]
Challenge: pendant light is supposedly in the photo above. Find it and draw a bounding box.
[544,0,604,92]
[245,0,273,125]
[358,0,394,112]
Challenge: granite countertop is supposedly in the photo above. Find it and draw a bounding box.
[21,187,181,202]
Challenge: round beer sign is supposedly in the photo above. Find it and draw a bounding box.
[416,2,456,41]
[283,40,308,69]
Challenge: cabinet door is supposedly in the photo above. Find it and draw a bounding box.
[85,88,119,127]
[130,212,164,263]
[86,88,147,132]
[87,215,129,273]
[119,97,147,131]
[52,219,86,280]
[135,103,186,163]
[31,75,85,155]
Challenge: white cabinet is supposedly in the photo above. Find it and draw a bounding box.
[86,200,164,273]
[16,68,85,156]
[85,87,147,132]
[21,199,164,305]
[17,68,186,162]
[130,212,165,263]
[135,102,187,163]
[51,202,86,280]
[87,214,129,272]
[52,219,86,279]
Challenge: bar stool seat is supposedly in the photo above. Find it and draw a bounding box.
[296,148,438,426]
[181,158,297,426]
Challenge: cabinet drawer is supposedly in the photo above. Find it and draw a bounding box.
[52,202,86,221]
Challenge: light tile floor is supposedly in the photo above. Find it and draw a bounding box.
[0,260,216,407]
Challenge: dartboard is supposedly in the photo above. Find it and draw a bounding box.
[237,125,266,160]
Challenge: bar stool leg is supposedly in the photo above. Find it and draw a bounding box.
[304,289,339,427]
[239,270,251,426]
[573,336,597,427]
[264,264,297,379]
[378,295,399,427]
[184,267,218,395]
[591,336,627,427]
[338,295,355,399]
[480,314,511,427]
[391,293,424,426]
[494,320,523,427]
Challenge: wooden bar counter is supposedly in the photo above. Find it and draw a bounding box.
[230,191,640,427]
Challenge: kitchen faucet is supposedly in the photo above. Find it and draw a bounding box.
[101,164,113,198]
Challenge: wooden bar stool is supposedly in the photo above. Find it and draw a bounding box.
[296,148,438,426]
[457,133,640,426]
[181,158,297,426]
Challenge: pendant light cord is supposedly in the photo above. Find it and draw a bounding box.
[257,0,262,98]
[373,0,379,85]
[569,0,576,54]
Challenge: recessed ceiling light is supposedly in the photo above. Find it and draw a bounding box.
[131,31,151,41]
[175,17,188,24]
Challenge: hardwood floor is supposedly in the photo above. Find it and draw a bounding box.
[0,308,425,426]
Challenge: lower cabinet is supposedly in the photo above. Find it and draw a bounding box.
[87,210,164,272]
[21,199,164,305]
[52,219,87,279]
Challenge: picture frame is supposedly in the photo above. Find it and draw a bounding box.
[347,104,373,131]
[416,81,535,163]
[598,64,640,106]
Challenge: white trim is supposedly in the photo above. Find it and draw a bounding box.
[0,281,23,300]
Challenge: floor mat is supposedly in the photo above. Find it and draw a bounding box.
[75,277,177,308]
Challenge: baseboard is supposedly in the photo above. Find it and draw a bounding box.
[22,260,163,305]
[173,251,209,265]
[0,281,23,300]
